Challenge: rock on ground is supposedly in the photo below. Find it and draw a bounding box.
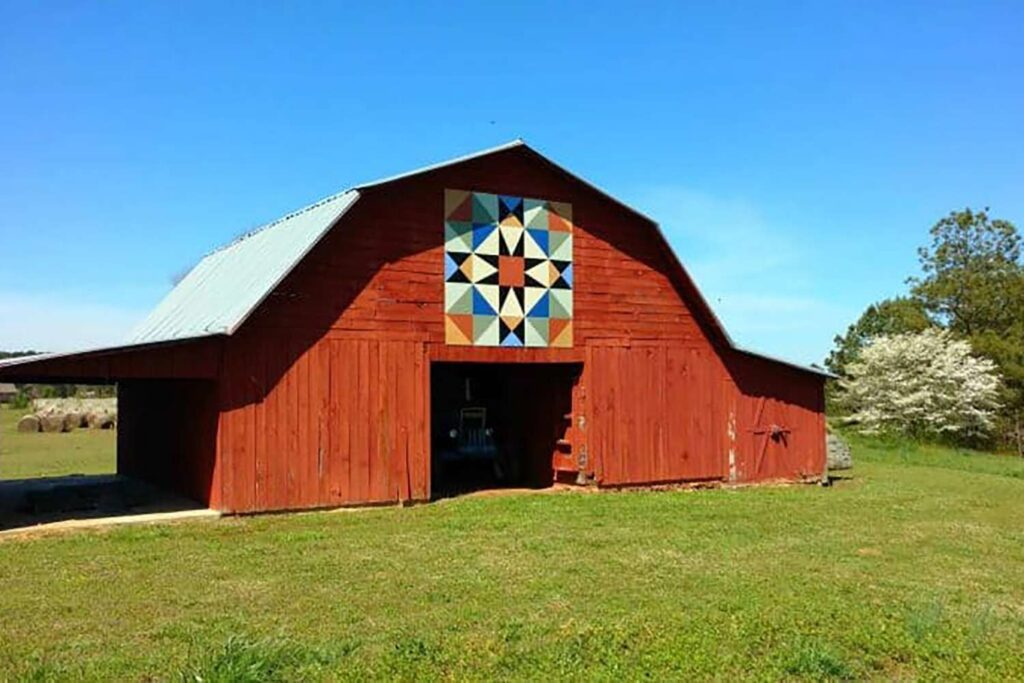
[827,432,853,470]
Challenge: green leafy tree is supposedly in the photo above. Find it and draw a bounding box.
[826,297,932,376]
[910,208,1024,454]
[909,208,1022,335]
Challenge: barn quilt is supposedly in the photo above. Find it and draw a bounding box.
[444,189,573,347]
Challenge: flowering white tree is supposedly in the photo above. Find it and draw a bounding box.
[839,329,1001,440]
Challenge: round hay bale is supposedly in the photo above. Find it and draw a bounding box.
[16,414,41,433]
[39,413,65,433]
[96,414,116,430]
[62,413,80,432]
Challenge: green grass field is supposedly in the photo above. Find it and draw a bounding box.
[0,405,116,480]
[1,425,1023,680]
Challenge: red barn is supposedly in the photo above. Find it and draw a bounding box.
[0,141,831,512]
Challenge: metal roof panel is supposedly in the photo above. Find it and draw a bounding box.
[125,189,359,344]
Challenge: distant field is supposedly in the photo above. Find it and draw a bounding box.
[1,434,1023,679]
[0,405,116,479]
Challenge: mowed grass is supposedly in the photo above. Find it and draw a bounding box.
[0,405,116,479]
[1,436,1023,680]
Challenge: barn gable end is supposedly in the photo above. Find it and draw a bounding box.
[214,144,827,511]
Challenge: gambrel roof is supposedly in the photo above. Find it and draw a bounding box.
[2,141,832,377]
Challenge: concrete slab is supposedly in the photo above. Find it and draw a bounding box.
[0,507,220,539]
[0,474,215,537]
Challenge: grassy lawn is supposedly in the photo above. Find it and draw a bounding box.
[1,437,1023,680]
[0,404,116,479]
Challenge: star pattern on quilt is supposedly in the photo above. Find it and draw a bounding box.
[444,189,573,347]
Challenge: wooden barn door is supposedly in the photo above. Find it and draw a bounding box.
[739,395,819,482]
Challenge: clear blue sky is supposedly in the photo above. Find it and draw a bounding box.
[1,1,1021,365]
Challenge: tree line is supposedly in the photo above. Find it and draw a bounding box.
[827,208,1023,454]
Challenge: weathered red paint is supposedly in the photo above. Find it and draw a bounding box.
[0,145,827,511]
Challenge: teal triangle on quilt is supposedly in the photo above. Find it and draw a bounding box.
[472,193,498,223]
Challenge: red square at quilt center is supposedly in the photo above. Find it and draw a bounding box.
[498,255,525,287]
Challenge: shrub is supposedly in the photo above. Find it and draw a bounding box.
[838,329,1001,443]
[11,392,30,410]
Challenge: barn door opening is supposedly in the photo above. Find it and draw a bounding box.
[429,362,580,498]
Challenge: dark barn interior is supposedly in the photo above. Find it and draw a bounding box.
[117,379,219,505]
[430,363,578,497]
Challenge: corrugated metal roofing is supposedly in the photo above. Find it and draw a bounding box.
[125,189,359,344]
[0,139,832,379]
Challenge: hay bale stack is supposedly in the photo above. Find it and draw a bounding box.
[16,414,41,433]
[23,397,118,432]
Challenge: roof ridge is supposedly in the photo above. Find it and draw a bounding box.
[196,139,528,262]
[197,139,526,260]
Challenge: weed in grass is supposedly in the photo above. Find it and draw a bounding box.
[782,640,853,680]
[383,635,446,678]
[968,604,995,646]
[10,657,81,683]
[179,634,338,683]
[906,599,945,643]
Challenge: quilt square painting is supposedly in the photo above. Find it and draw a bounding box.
[444,189,573,347]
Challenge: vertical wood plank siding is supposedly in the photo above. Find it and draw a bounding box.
[213,146,826,511]
[219,336,429,512]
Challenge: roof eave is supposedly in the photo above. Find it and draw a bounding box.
[733,346,837,378]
